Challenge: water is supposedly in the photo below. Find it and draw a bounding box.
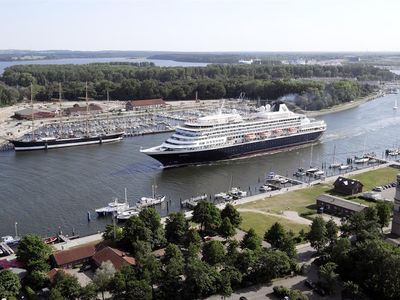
[0,57,208,74]
[1,94,400,237]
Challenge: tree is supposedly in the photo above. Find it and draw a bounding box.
[342,281,361,300]
[80,283,98,300]
[184,228,201,249]
[326,219,339,244]
[184,258,221,299]
[139,207,166,249]
[218,217,236,238]
[16,234,52,272]
[159,244,185,299]
[49,288,65,300]
[103,224,123,242]
[52,271,82,300]
[122,216,152,254]
[219,266,242,297]
[93,261,116,300]
[192,200,221,232]
[319,262,338,294]
[202,240,225,265]
[165,212,189,245]
[0,269,21,299]
[252,250,291,283]
[264,222,287,248]
[376,201,392,230]
[241,228,261,251]
[307,216,327,252]
[125,279,152,300]
[279,234,297,259]
[221,204,242,227]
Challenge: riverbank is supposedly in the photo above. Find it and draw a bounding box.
[305,91,384,117]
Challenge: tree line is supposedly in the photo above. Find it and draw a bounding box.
[0,62,386,109]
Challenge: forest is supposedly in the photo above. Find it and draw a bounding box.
[0,63,393,109]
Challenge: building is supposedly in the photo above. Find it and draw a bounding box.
[333,177,363,195]
[316,194,368,217]
[64,103,102,116]
[51,244,96,268]
[391,174,400,236]
[92,246,136,271]
[125,98,166,111]
[13,108,56,120]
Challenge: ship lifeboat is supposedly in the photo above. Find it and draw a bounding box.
[244,133,256,141]
[260,131,271,138]
[287,127,298,134]
[273,129,283,136]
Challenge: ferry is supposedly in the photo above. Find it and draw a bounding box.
[141,103,327,167]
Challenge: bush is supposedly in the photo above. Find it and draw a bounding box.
[273,285,290,297]
[25,286,37,300]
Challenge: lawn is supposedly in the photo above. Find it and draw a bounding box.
[240,211,309,238]
[349,167,399,191]
[237,167,398,216]
[236,183,332,215]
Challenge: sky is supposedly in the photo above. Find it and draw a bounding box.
[0,0,399,52]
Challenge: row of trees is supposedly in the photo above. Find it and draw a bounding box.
[2,63,396,87]
[99,202,299,299]
[305,201,398,299]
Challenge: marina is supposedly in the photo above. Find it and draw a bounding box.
[1,93,400,237]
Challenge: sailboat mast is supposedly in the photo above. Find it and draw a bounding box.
[310,144,313,167]
[85,82,89,137]
[30,83,35,141]
[332,145,336,164]
[59,83,63,137]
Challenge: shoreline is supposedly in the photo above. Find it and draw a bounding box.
[305,91,383,117]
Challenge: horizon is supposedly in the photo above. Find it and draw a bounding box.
[1,0,400,52]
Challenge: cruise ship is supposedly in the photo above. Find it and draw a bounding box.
[141,102,327,167]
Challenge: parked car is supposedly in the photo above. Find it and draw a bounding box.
[304,279,316,289]
[314,287,327,296]
[373,186,383,192]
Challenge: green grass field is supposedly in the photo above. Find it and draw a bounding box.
[237,167,398,216]
[349,167,399,190]
[240,211,309,237]
[237,183,331,215]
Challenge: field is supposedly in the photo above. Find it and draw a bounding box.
[237,183,331,216]
[237,167,398,231]
[349,166,399,190]
[240,211,309,238]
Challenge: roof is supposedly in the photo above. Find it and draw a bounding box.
[47,268,62,283]
[92,247,135,271]
[334,177,363,188]
[316,194,368,212]
[65,103,102,113]
[152,248,166,258]
[52,244,96,266]
[127,99,166,107]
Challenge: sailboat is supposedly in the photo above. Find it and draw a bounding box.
[329,145,341,168]
[394,98,398,110]
[136,179,166,208]
[10,82,124,151]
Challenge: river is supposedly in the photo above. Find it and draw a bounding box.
[0,57,208,74]
[1,93,400,237]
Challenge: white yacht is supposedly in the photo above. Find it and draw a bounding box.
[95,198,129,215]
[141,103,326,167]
